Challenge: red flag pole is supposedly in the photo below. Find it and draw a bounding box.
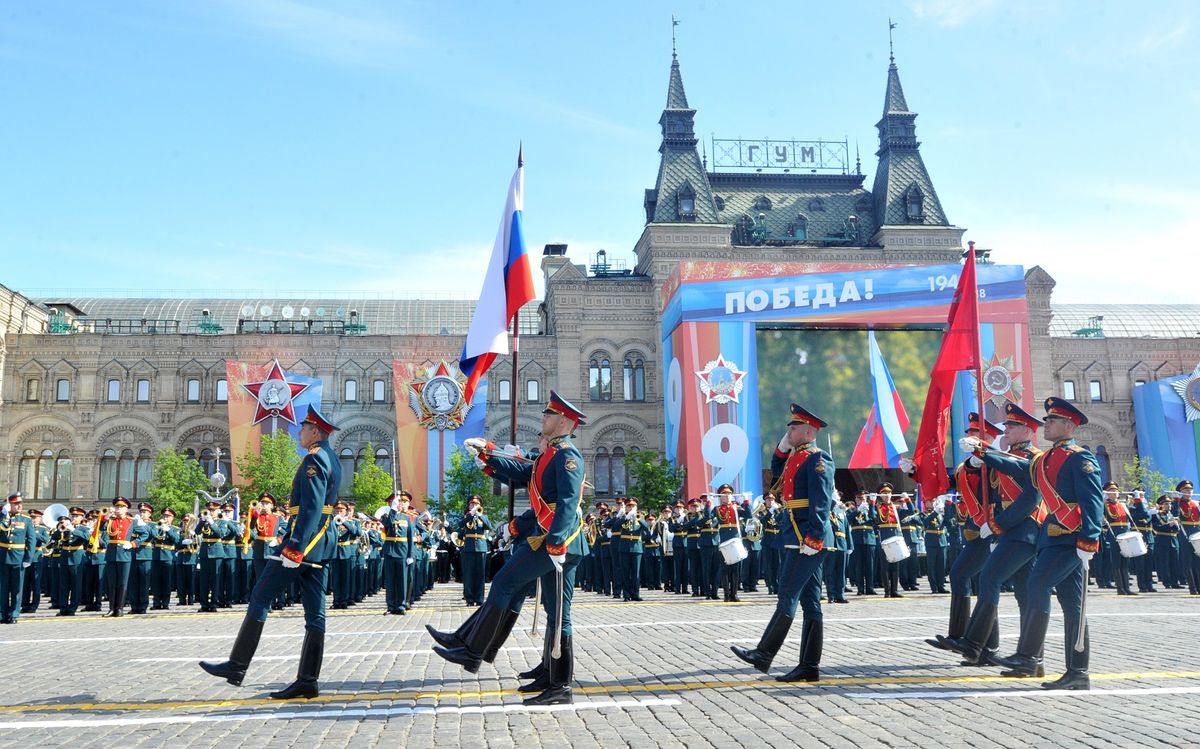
[966,242,991,528]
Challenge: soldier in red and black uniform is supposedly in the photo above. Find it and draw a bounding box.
[991,397,1104,690]
[1174,480,1200,594]
[1102,482,1136,595]
[103,497,137,617]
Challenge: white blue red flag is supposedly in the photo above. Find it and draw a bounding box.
[459,150,536,405]
[848,331,910,468]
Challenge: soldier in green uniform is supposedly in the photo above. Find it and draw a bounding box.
[823,493,851,603]
[81,509,106,612]
[53,507,89,616]
[921,495,950,594]
[760,493,783,595]
[151,508,180,610]
[668,501,688,593]
[620,497,649,601]
[458,495,493,606]
[127,502,155,614]
[0,493,36,623]
[732,403,835,681]
[21,508,49,614]
[201,406,342,700]
[217,501,238,608]
[331,500,354,609]
[196,499,224,612]
[433,391,588,706]
[382,492,413,615]
[176,513,198,606]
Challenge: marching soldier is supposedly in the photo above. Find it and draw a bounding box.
[331,501,355,609]
[250,494,284,609]
[234,508,254,605]
[667,501,688,593]
[458,495,493,606]
[382,492,414,615]
[898,494,922,591]
[990,397,1104,690]
[201,406,342,699]
[741,498,762,593]
[1128,490,1156,592]
[942,402,1046,671]
[151,508,180,610]
[921,413,1001,651]
[874,483,904,598]
[218,501,239,607]
[644,510,663,590]
[620,497,648,601]
[712,485,744,602]
[81,509,106,612]
[196,499,224,612]
[432,391,588,706]
[760,494,782,595]
[21,508,49,614]
[0,493,36,623]
[1102,482,1136,595]
[732,403,834,681]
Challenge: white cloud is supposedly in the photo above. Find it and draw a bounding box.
[907,0,1003,27]
[1130,15,1191,56]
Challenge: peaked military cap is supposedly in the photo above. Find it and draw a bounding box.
[787,403,827,428]
[1003,402,1043,429]
[1044,396,1088,426]
[543,390,587,425]
[302,406,340,432]
[966,412,1003,437]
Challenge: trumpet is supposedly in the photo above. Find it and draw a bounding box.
[743,515,763,543]
[451,531,465,548]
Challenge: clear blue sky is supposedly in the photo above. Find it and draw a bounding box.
[2,1,1195,303]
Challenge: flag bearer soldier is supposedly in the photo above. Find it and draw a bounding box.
[151,508,180,610]
[1174,480,1200,594]
[127,502,155,614]
[103,497,140,617]
[942,402,1047,671]
[921,413,1001,652]
[620,497,648,601]
[201,406,342,699]
[1127,490,1156,592]
[54,507,89,616]
[990,397,1104,690]
[21,508,49,614]
[823,493,851,603]
[0,493,36,623]
[382,492,413,615]
[81,510,106,611]
[458,495,493,606]
[196,499,225,612]
[731,403,835,681]
[1101,482,1136,595]
[921,495,949,594]
[176,514,198,606]
[1151,496,1181,589]
[432,391,588,706]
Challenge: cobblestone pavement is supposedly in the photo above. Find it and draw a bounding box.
[1,584,1197,748]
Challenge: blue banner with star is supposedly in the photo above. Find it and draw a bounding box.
[1134,370,1200,483]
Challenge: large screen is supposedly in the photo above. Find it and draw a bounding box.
[755,328,942,466]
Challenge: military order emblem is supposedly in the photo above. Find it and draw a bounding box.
[981,354,1022,406]
[409,361,471,431]
[1170,362,1200,422]
[241,359,311,425]
[565,459,578,471]
[695,354,746,405]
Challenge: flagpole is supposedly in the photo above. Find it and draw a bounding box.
[508,310,519,522]
[967,241,991,528]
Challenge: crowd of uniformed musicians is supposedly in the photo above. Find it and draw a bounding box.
[4,393,1200,701]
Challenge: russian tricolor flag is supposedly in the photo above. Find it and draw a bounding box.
[848,331,911,468]
[459,149,536,405]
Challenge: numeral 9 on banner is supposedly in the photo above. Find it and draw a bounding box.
[702,422,749,488]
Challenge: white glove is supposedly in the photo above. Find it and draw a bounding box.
[122,541,133,550]
[968,455,984,468]
[63,520,74,531]
[407,557,414,566]
[959,436,983,453]
[777,434,791,453]
[504,444,520,457]
[22,562,31,569]
[464,437,487,456]
[474,455,487,470]
[1148,507,1159,516]
[898,457,914,473]
[280,554,301,569]
[549,553,565,571]
[181,538,193,545]
[502,523,513,542]
[800,544,820,556]
[990,541,998,552]
[858,502,869,513]
[605,529,612,538]
[1076,548,1094,563]
[978,522,993,539]
[268,539,279,547]
[1,503,9,516]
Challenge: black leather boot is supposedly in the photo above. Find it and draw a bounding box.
[777,618,822,682]
[1043,621,1089,690]
[523,634,573,706]
[944,601,996,664]
[482,608,519,664]
[927,594,971,650]
[200,618,265,686]
[108,587,126,617]
[519,630,552,693]
[270,627,324,699]
[433,604,507,673]
[426,606,482,649]
[995,609,1050,677]
[731,611,793,673]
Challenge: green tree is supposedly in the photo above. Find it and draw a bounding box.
[145,448,210,517]
[442,447,504,520]
[1123,455,1174,499]
[625,448,684,510]
[237,431,303,502]
[351,442,394,517]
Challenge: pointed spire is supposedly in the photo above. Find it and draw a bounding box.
[884,61,910,115]
[645,52,717,225]
[872,57,948,228]
[666,55,689,110]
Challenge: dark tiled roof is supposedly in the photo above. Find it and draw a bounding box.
[666,57,689,110]
[709,173,876,242]
[883,63,910,114]
[871,148,948,226]
[651,149,718,223]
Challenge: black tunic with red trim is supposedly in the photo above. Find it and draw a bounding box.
[768,443,834,551]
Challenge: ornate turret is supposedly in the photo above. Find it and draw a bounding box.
[871,59,949,228]
[644,54,718,224]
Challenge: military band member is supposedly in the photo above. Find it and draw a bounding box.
[100,497,137,617]
[196,499,224,612]
[51,507,88,616]
[712,485,744,602]
[458,495,493,606]
[684,498,704,596]
[151,508,180,610]
[381,492,414,614]
[250,494,284,609]
[81,509,106,612]
[874,483,904,598]
[732,403,834,682]
[847,490,878,595]
[668,501,688,593]
[644,510,663,590]
[433,391,588,706]
[1151,496,1181,588]
[201,406,342,700]
[942,402,1046,670]
[21,508,49,614]
[1127,490,1156,592]
[922,413,1001,652]
[920,495,949,594]
[990,397,1104,690]
[1174,480,1200,594]
[760,493,783,595]
[0,493,36,623]
[1101,482,1136,595]
[898,494,922,591]
[331,501,355,609]
[740,498,762,593]
[823,493,851,604]
[217,500,239,607]
[176,513,198,606]
[127,502,155,614]
[620,497,649,601]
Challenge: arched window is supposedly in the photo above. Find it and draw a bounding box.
[21,449,73,499]
[753,196,773,211]
[107,379,121,402]
[186,378,201,402]
[498,379,511,403]
[372,379,386,402]
[344,379,358,402]
[214,379,227,403]
[677,183,696,220]
[37,449,54,498]
[18,450,36,498]
[339,449,354,495]
[56,378,70,402]
[99,449,118,499]
[26,379,39,402]
[375,447,392,478]
[199,448,216,477]
[623,358,646,402]
[355,447,369,476]
[54,450,73,500]
[135,449,153,499]
[905,185,924,221]
[589,358,612,401]
[611,447,627,494]
[790,216,808,240]
[526,379,540,403]
[594,448,611,495]
[117,449,136,498]
[136,378,151,403]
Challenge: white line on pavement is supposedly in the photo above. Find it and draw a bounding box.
[716,633,1066,644]
[847,685,1200,700]
[0,698,681,729]
[132,646,541,663]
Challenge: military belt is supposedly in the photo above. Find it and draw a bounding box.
[700,528,718,533]
[764,528,779,534]
[620,535,640,540]
[719,523,738,529]
[784,499,809,509]
[1047,525,1075,537]
[1154,531,1175,537]
[925,529,944,534]
[383,536,408,542]
[288,505,335,517]
[337,541,356,546]
[465,534,486,539]
[0,541,25,550]
[851,525,872,531]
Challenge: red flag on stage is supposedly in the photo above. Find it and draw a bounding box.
[911,249,981,499]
